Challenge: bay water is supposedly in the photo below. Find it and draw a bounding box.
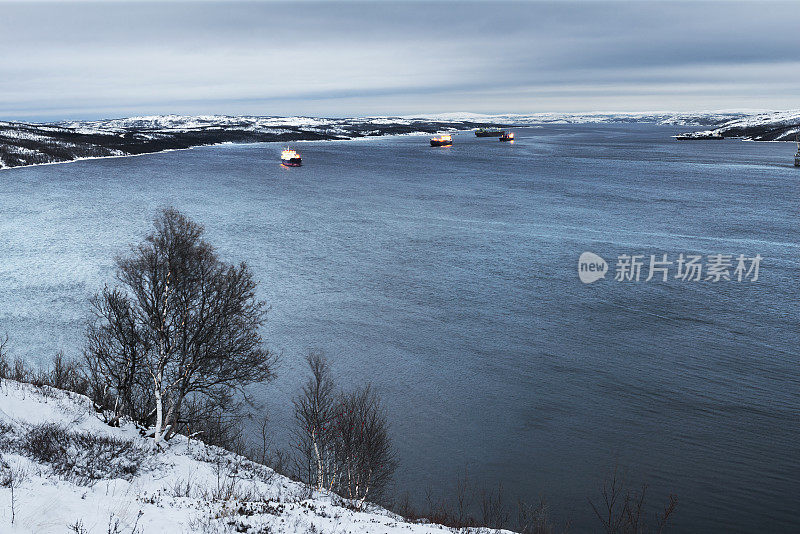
[1,125,797,532]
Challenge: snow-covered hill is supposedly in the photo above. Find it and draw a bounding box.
[409,111,745,126]
[0,379,505,534]
[0,112,745,170]
[55,111,743,133]
[676,110,800,141]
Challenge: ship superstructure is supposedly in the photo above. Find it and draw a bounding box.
[281,147,302,167]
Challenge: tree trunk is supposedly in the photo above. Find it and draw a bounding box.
[154,382,163,444]
[312,429,324,489]
[163,389,185,441]
[153,363,165,445]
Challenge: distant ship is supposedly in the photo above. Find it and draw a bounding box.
[795,135,800,167]
[430,134,453,147]
[475,128,504,137]
[499,132,514,142]
[281,148,302,167]
[674,132,724,140]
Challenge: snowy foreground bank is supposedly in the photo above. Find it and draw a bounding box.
[0,379,507,534]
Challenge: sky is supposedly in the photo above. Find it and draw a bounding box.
[0,0,798,120]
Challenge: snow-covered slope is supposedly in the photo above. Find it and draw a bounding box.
[0,379,504,534]
[676,110,800,141]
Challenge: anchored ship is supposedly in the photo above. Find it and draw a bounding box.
[475,128,504,137]
[675,132,724,140]
[281,148,302,167]
[499,132,514,142]
[795,134,800,167]
[430,134,453,147]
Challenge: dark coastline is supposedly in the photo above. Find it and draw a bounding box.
[0,118,510,169]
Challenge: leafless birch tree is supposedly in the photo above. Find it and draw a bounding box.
[293,353,395,506]
[86,208,277,445]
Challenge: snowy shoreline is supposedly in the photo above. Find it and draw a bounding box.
[0,146,200,172]
[0,116,509,171]
[0,130,467,172]
[0,111,752,171]
[674,109,800,141]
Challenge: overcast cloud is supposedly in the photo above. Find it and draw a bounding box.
[1,1,798,120]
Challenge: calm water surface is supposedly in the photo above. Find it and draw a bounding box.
[0,125,797,532]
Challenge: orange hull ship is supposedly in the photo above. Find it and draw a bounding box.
[430,134,453,147]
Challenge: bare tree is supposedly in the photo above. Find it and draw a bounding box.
[481,482,510,529]
[332,385,396,505]
[293,353,396,506]
[86,208,278,445]
[86,287,151,426]
[0,456,26,525]
[47,351,82,391]
[0,333,9,378]
[589,465,678,534]
[293,352,337,489]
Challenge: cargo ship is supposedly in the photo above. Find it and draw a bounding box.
[475,128,504,137]
[674,132,724,140]
[499,132,514,142]
[430,134,453,147]
[281,147,302,167]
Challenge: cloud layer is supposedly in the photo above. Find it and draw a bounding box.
[1,1,797,119]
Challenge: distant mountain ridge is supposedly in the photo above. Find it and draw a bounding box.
[676,110,800,141]
[409,111,746,126]
[0,111,765,169]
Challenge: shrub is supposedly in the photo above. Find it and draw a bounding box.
[22,423,146,483]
